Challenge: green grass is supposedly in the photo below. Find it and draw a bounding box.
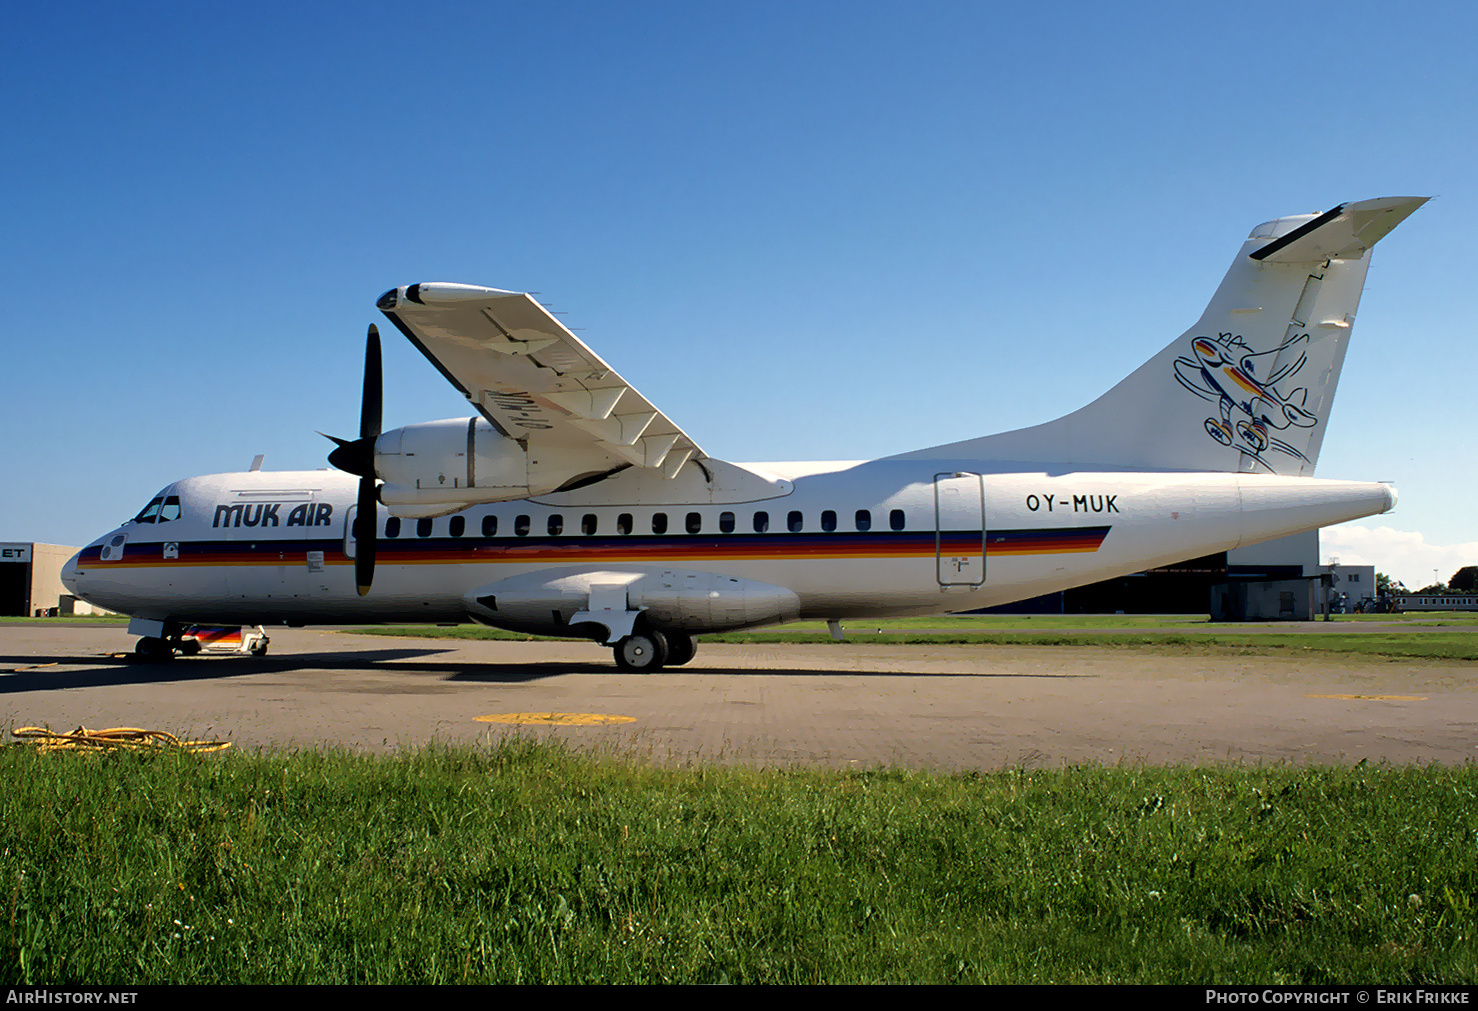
[3,743,1476,983]
[350,619,1478,661]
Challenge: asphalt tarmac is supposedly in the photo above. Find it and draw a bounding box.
[3,624,1475,767]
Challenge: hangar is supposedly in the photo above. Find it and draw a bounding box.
[0,542,109,616]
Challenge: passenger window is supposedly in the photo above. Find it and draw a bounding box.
[482,515,497,537]
[686,512,702,534]
[720,511,735,533]
[617,513,633,535]
[548,514,564,536]
[160,496,181,523]
[754,511,769,533]
[890,509,906,531]
[652,513,668,534]
[582,514,598,535]
[417,518,432,537]
[515,515,530,537]
[449,515,465,537]
[788,511,803,533]
[821,510,837,532]
[855,509,871,531]
[386,517,401,538]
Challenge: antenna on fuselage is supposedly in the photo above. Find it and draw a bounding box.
[249,454,265,472]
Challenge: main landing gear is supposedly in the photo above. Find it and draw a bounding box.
[612,629,697,672]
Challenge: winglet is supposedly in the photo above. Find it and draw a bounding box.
[1250,196,1429,263]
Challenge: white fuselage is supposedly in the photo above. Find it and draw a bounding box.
[63,458,1394,632]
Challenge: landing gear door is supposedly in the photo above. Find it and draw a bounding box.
[935,472,986,588]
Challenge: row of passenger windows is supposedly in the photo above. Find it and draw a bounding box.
[379,509,908,539]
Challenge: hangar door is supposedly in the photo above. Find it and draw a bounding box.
[0,561,28,615]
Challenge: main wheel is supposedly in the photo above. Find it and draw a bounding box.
[665,631,697,666]
[614,630,669,672]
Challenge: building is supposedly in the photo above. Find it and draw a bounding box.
[1319,562,1376,612]
[0,542,110,616]
[982,531,1328,618]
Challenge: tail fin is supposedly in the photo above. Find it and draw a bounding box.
[895,196,1427,475]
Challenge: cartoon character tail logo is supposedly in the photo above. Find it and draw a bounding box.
[1174,332,1319,471]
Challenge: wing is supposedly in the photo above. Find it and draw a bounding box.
[376,283,704,479]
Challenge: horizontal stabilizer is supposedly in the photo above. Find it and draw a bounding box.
[1250,196,1428,263]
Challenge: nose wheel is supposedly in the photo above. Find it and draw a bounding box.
[133,636,174,661]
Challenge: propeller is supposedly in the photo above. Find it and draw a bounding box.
[324,324,382,595]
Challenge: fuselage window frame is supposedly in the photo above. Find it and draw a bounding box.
[855,509,872,531]
[788,511,803,533]
[652,513,669,535]
[449,515,465,538]
[754,511,769,533]
[515,515,531,537]
[482,515,497,538]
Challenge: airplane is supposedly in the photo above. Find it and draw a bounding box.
[62,196,1427,670]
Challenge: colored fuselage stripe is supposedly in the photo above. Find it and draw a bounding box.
[80,526,1111,568]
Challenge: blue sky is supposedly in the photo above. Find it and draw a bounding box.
[4,1,1474,589]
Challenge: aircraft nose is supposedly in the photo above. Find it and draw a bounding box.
[61,551,81,593]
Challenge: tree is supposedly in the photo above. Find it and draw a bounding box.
[1450,566,1478,593]
[1376,573,1407,595]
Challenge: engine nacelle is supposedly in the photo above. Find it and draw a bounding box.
[374,417,606,518]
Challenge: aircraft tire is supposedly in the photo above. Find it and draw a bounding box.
[250,642,269,657]
[614,630,668,672]
[134,637,173,661]
[665,631,697,666]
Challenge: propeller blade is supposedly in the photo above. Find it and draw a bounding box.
[362,324,382,440]
[323,324,385,595]
[355,475,377,596]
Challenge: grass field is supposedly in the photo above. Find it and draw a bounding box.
[4,742,1477,984]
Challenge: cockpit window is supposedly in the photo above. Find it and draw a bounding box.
[159,496,181,522]
[133,497,164,523]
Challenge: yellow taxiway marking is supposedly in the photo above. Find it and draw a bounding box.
[1306,694,1428,702]
[475,712,638,726]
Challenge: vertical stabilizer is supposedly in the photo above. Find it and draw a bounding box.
[895,197,1427,474]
